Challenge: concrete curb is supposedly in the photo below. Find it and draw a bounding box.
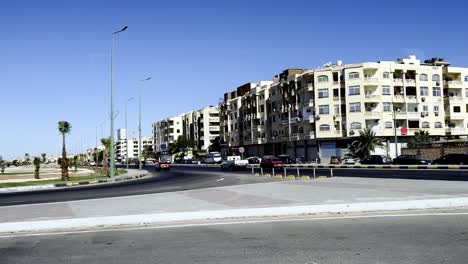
[1,197,468,233]
[0,171,149,193]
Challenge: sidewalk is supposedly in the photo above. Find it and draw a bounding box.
[1,176,468,233]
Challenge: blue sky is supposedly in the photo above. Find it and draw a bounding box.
[1,0,467,159]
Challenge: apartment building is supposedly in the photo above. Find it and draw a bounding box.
[220,56,468,160]
[152,115,184,152]
[183,106,220,152]
[115,136,153,162]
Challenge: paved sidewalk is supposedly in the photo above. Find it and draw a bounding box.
[1,177,468,232]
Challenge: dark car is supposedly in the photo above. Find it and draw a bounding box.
[393,155,431,165]
[433,153,468,165]
[278,155,294,164]
[361,155,392,165]
[260,156,284,168]
[155,161,171,171]
[329,156,342,165]
[246,156,261,164]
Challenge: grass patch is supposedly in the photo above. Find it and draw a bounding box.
[0,172,34,175]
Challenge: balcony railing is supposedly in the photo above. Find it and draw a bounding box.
[364,111,380,116]
[446,127,465,134]
[209,117,220,122]
[393,78,403,84]
[405,79,416,85]
[446,96,463,103]
[364,77,379,83]
[446,80,463,87]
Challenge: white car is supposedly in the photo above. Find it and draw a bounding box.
[343,154,357,164]
[221,156,249,170]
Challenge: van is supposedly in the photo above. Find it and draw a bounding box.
[204,152,222,164]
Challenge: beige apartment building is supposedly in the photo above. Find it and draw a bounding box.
[152,115,184,152]
[220,56,468,160]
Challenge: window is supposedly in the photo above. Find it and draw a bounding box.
[385,121,393,128]
[435,122,443,128]
[422,105,428,112]
[317,75,328,83]
[349,85,360,95]
[177,129,180,133]
[319,124,331,131]
[383,102,392,112]
[348,72,360,79]
[454,106,461,113]
[318,105,329,114]
[422,122,430,128]
[334,105,340,115]
[383,72,390,79]
[432,74,440,81]
[432,87,441,96]
[465,76,468,82]
[382,85,391,95]
[420,87,429,96]
[349,102,361,112]
[318,88,329,98]
[419,74,428,81]
[434,105,440,112]
[350,122,362,129]
[465,88,468,97]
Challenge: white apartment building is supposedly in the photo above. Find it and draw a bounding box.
[183,106,220,152]
[152,115,184,152]
[115,136,153,162]
[220,56,468,160]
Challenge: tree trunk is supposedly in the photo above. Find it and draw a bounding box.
[61,134,69,180]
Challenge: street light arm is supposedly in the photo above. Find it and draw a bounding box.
[113,25,128,34]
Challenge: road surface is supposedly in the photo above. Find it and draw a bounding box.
[1,210,467,263]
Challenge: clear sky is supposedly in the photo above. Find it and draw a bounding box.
[1,0,467,159]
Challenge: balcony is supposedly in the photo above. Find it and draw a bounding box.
[407,112,420,119]
[445,127,465,135]
[404,79,416,85]
[446,96,464,103]
[393,78,403,85]
[363,77,379,85]
[445,80,463,88]
[393,95,405,102]
[209,117,220,122]
[364,111,381,117]
[364,94,381,101]
[333,96,340,101]
[405,95,418,103]
[209,126,220,132]
[394,111,407,118]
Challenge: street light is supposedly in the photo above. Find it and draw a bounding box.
[138,77,151,170]
[110,25,128,178]
[125,97,134,169]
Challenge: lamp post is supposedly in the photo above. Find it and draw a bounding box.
[138,77,151,170]
[110,25,128,178]
[125,97,134,169]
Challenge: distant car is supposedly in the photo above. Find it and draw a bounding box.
[360,155,392,165]
[329,156,342,165]
[145,158,156,166]
[89,161,96,166]
[393,155,431,165]
[221,156,249,170]
[155,161,171,171]
[246,156,261,164]
[342,154,356,164]
[433,153,468,165]
[278,155,294,164]
[260,156,284,168]
[204,152,222,164]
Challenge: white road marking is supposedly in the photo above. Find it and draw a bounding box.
[217,178,224,182]
[2,211,468,238]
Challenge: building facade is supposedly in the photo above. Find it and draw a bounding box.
[182,106,220,152]
[152,115,184,152]
[115,136,153,162]
[220,56,468,160]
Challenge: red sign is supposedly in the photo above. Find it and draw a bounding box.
[401,127,407,135]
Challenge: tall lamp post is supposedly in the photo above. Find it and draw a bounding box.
[138,77,151,170]
[125,97,134,169]
[110,25,128,178]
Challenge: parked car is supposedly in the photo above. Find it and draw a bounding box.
[204,152,222,164]
[360,155,392,165]
[343,154,356,165]
[329,156,342,165]
[393,155,431,165]
[221,156,249,170]
[155,161,171,171]
[433,153,468,165]
[278,155,294,164]
[246,156,261,164]
[260,156,284,168]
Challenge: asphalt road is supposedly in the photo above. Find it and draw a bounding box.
[1,211,467,263]
[2,165,468,207]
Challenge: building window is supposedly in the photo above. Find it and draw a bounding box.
[465,88,468,97]
[318,105,330,114]
[317,75,329,83]
[349,102,361,112]
[420,87,429,96]
[382,85,391,95]
[383,72,390,79]
[350,122,362,129]
[432,87,441,96]
[419,74,428,81]
[434,105,440,112]
[385,121,393,128]
[319,124,331,131]
[422,122,430,128]
[422,105,429,112]
[177,129,180,133]
[318,88,329,98]
[435,122,443,128]
[454,106,461,113]
[349,85,360,96]
[465,76,468,82]
[432,74,440,81]
[334,105,340,115]
[348,72,360,80]
[383,102,392,112]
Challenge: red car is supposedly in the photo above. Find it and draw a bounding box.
[155,161,171,171]
[260,156,284,168]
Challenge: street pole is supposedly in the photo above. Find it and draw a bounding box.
[125,97,133,170]
[110,25,128,178]
[390,66,398,159]
[138,77,151,170]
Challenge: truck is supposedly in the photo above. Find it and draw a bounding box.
[155,154,171,171]
[221,156,249,170]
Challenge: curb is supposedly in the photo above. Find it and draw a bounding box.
[2,197,468,233]
[0,171,149,193]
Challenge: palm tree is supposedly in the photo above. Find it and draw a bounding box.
[41,153,47,163]
[348,128,385,160]
[101,138,111,177]
[33,157,41,179]
[24,153,30,164]
[58,121,72,180]
[408,130,431,155]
